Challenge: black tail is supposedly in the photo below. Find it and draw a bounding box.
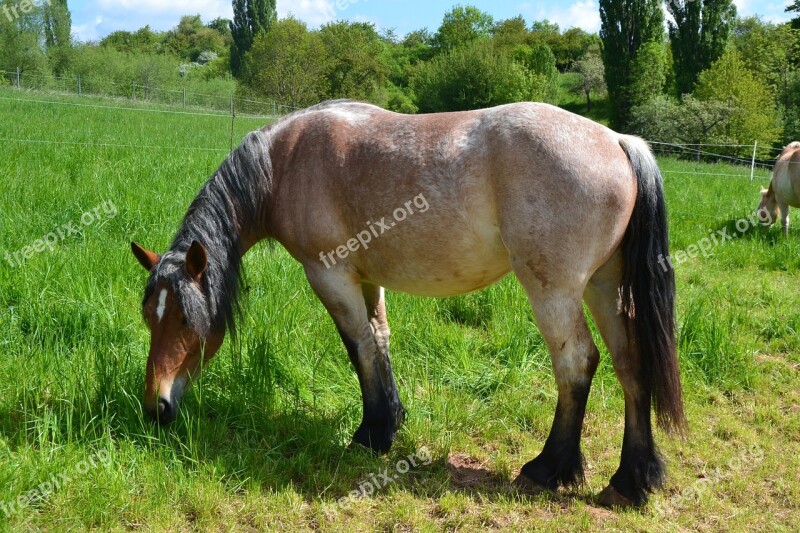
[619,136,686,433]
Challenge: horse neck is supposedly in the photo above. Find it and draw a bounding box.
[172,133,273,264]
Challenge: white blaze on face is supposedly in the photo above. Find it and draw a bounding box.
[156,289,167,323]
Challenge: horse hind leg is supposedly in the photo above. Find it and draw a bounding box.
[511,262,600,494]
[303,267,404,454]
[583,253,665,507]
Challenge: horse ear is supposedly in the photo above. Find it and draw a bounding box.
[131,242,160,271]
[185,241,208,280]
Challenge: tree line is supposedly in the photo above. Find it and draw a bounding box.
[1,1,799,155]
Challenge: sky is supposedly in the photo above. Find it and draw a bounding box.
[67,0,796,43]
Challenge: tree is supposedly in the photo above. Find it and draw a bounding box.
[318,22,390,103]
[411,40,550,112]
[734,17,800,112]
[695,49,783,157]
[667,0,736,97]
[165,15,227,61]
[513,43,559,102]
[599,0,665,131]
[492,16,529,52]
[630,94,734,149]
[788,1,800,30]
[230,0,277,78]
[101,27,162,55]
[242,18,328,108]
[43,0,71,75]
[433,5,493,51]
[0,2,49,75]
[571,44,607,113]
[629,40,667,107]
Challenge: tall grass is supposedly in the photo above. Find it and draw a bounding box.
[1,89,799,529]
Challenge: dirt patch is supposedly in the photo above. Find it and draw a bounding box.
[446,453,505,491]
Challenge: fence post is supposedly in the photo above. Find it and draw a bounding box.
[750,141,758,181]
[15,67,20,89]
[183,88,186,109]
[77,75,81,96]
[131,83,135,101]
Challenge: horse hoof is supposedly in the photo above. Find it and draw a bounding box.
[350,423,396,455]
[596,484,637,509]
[513,473,553,496]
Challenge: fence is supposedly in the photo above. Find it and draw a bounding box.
[0,67,299,119]
[649,141,787,181]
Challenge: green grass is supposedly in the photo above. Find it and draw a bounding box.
[1,87,799,531]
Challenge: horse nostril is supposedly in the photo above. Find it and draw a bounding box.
[158,398,172,420]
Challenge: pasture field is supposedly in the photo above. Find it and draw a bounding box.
[1,89,799,532]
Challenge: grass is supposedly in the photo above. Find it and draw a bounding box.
[1,87,799,531]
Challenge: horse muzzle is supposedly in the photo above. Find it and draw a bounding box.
[144,376,188,425]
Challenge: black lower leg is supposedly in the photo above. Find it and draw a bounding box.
[519,384,591,490]
[609,395,665,505]
[339,328,404,454]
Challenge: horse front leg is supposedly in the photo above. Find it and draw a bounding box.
[304,266,404,454]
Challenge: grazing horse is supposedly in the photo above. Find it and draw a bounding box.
[759,141,800,235]
[131,100,685,507]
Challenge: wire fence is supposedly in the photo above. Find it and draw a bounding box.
[649,141,788,179]
[0,83,791,219]
[0,67,299,119]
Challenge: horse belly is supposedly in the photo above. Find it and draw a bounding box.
[360,221,512,298]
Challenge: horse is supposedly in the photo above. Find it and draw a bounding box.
[131,100,685,508]
[759,141,800,235]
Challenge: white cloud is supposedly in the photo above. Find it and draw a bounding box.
[95,0,233,19]
[73,16,104,42]
[278,0,337,27]
[517,0,601,33]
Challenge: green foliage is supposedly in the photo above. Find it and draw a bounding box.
[513,43,559,102]
[42,0,71,75]
[100,27,164,55]
[733,17,800,144]
[667,0,737,97]
[570,44,607,113]
[230,0,277,78]
[242,18,329,108]
[695,49,783,156]
[492,16,529,52]
[599,0,665,131]
[318,22,390,103]
[433,5,494,51]
[782,70,800,143]
[411,39,549,112]
[630,94,734,146]
[629,40,667,107]
[164,15,227,61]
[788,1,800,29]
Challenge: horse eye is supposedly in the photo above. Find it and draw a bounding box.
[181,316,189,327]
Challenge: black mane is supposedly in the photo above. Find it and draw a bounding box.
[143,130,272,337]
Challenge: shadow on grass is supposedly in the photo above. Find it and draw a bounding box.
[714,217,783,244]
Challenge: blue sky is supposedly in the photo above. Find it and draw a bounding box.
[68,0,795,42]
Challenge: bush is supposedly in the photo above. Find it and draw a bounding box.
[411,40,551,113]
[695,49,782,157]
